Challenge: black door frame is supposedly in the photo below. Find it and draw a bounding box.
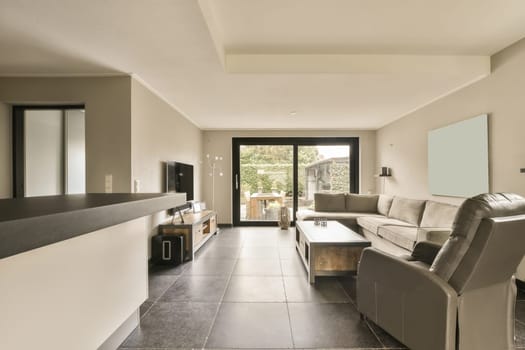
[12,105,85,198]
[232,137,359,226]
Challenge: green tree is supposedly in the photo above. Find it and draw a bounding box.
[239,145,320,195]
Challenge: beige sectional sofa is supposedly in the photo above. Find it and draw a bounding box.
[296,193,459,256]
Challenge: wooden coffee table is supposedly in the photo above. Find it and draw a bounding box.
[295,220,371,284]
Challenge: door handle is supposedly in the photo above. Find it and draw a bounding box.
[235,174,239,190]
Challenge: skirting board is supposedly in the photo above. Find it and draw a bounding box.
[98,309,139,350]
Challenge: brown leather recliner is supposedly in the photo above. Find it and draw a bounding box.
[357,193,525,350]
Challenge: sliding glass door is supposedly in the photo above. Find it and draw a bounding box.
[232,138,359,226]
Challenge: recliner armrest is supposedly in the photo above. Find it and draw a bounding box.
[357,248,457,350]
[411,240,442,265]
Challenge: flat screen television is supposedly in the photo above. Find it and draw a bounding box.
[165,161,194,201]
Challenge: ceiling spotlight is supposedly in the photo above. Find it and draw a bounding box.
[289,111,297,116]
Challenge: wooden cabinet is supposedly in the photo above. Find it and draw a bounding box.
[158,210,218,260]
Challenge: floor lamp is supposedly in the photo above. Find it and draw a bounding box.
[206,154,223,211]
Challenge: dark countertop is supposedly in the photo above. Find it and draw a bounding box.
[0,193,185,259]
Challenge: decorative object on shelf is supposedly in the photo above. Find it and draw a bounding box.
[279,207,290,229]
[170,202,191,224]
[206,154,223,211]
[378,166,392,194]
[379,166,392,177]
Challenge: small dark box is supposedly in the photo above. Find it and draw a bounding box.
[152,234,184,265]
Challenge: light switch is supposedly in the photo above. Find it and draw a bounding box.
[105,174,113,193]
[134,179,141,193]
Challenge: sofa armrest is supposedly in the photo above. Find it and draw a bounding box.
[357,248,457,350]
[417,227,452,245]
[411,241,442,265]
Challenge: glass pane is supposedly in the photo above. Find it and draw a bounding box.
[65,109,86,194]
[240,145,293,222]
[297,145,350,212]
[25,110,64,197]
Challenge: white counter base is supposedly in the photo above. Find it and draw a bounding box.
[0,218,148,350]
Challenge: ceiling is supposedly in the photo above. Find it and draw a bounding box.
[0,0,524,129]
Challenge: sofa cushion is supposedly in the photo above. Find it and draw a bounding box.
[346,194,379,213]
[314,193,346,212]
[420,201,459,228]
[297,209,380,221]
[297,210,381,230]
[357,216,416,235]
[377,225,418,251]
[388,197,426,226]
[377,195,394,216]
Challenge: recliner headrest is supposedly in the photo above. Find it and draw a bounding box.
[430,193,525,283]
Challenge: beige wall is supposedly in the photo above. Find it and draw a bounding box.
[376,38,525,205]
[0,77,132,193]
[0,102,11,198]
[131,78,202,249]
[131,78,202,197]
[203,129,376,224]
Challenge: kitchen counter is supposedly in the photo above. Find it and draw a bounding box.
[0,193,183,259]
[0,192,186,350]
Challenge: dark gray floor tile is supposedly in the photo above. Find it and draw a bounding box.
[223,276,286,302]
[183,258,236,276]
[147,274,178,302]
[278,246,297,259]
[196,245,240,259]
[149,263,187,276]
[211,236,244,247]
[122,302,217,348]
[159,276,229,302]
[120,348,191,350]
[284,276,350,303]
[239,246,279,259]
[366,319,408,349]
[338,275,357,303]
[277,234,297,247]
[205,302,293,348]
[288,303,381,348]
[281,257,307,276]
[243,235,279,247]
[233,258,282,276]
[139,300,154,318]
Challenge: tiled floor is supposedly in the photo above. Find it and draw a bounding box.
[120,226,525,349]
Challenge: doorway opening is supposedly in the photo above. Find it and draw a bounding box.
[12,105,86,198]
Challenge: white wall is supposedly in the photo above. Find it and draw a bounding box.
[202,129,376,224]
[0,102,11,198]
[0,77,132,193]
[0,218,147,350]
[376,37,525,205]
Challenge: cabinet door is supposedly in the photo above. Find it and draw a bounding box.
[209,215,217,234]
[193,226,204,247]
